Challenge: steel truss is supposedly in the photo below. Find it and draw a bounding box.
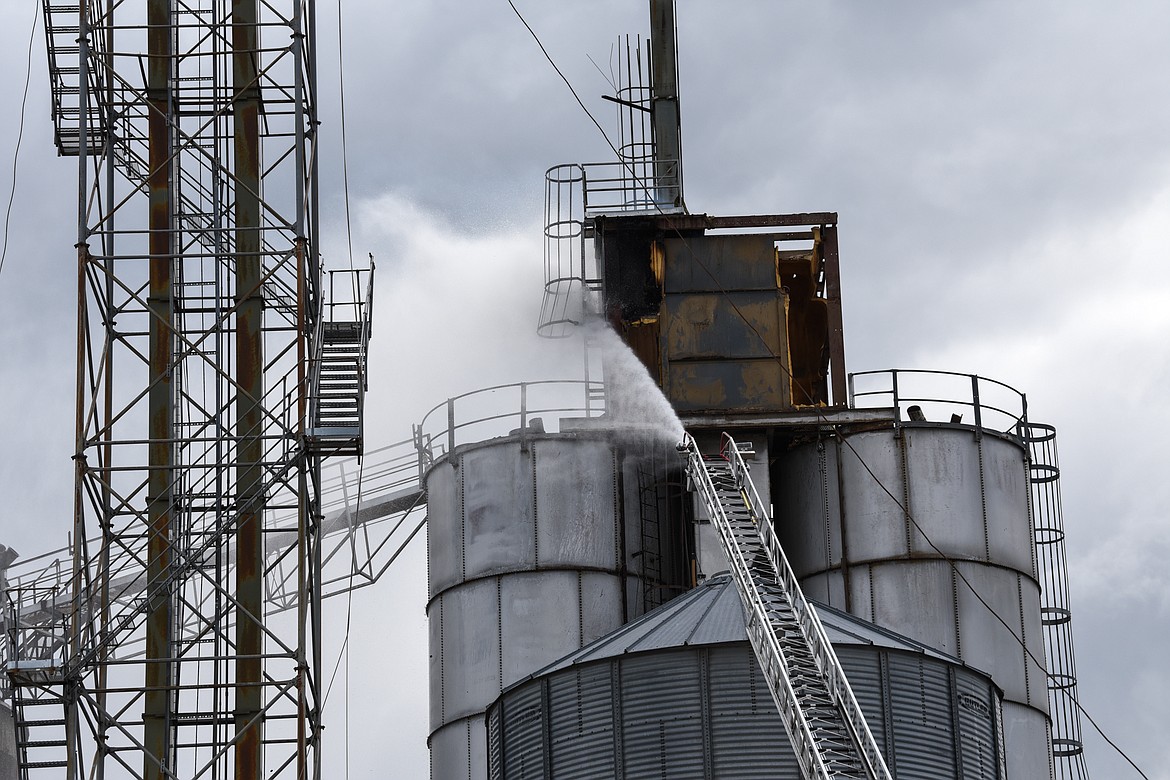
[19,0,328,777]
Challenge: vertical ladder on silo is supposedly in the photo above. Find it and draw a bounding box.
[681,434,892,780]
[635,465,664,612]
[582,327,607,417]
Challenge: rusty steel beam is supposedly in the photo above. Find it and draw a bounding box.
[144,0,174,775]
[233,0,265,775]
[592,212,839,235]
[821,225,848,406]
[672,212,839,230]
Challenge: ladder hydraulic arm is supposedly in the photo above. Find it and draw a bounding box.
[681,433,892,780]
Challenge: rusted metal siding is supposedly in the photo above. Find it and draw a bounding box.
[661,235,792,413]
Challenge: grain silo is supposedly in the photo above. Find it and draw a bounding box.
[487,573,1008,779]
[419,0,1092,776]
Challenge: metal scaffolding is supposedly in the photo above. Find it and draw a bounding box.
[6,0,352,777]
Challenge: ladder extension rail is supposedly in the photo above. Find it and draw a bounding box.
[686,450,828,778]
[682,433,893,780]
[721,434,890,780]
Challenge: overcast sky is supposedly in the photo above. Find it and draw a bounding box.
[1,1,1168,777]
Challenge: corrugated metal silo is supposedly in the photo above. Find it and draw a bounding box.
[424,412,689,780]
[774,370,1053,780]
[487,574,1008,779]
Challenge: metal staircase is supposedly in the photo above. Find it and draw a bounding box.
[681,433,892,780]
[4,584,71,777]
[9,678,68,777]
[309,266,375,457]
[42,1,104,157]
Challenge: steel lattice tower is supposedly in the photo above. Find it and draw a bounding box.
[6,0,361,777]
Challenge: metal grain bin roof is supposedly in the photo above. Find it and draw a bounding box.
[524,572,964,683]
[489,576,1009,780]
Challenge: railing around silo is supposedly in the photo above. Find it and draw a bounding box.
[848,369,1028,438]
[414,380,607,470]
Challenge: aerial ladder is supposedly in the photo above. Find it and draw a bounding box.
[681,433,893,780]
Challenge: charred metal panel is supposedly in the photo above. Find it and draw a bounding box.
[595,220,662,322]
[661,235,791,413]
[593,213,844,410]
[662,235,778,292]
[779,245,830,404]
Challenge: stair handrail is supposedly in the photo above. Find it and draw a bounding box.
[718,432,893,780]
[358,257,375,393]
[681,434,831,780]
[307,270,328,434]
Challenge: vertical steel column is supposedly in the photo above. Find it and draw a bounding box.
[821,225,848,406]
[69,3,92,776]
[648,0,683,209]
[144,0,175,775]
[99,1,117,776]
[233,0,264,774]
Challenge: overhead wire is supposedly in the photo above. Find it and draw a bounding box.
[325,8,359,775]
[337,0,357,316]
[0,0,40,280]
[504,2,1149,776]
[321,455,365,780]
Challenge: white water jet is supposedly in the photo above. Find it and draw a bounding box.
[585,319,685,445]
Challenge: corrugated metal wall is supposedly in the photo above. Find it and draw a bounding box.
[775,426,1052,779]
[428,432,690,780]
[489,643,1005,779]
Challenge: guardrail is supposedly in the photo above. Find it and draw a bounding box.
[415,380,606,467]
[849,368,1028,436]
[538,160,681,337]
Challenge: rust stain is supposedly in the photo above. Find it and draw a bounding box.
[668,365,726,408]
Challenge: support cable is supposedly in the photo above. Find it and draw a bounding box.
[322,455,365,780]
[337,0,356,283]
[504,3,1148,776]
[0,0,40,280]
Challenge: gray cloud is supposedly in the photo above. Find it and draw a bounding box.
[1,1,1166,776]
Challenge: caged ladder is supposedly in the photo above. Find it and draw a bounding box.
[681,433,892,780]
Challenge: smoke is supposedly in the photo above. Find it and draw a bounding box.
[337,191,585,446]
[586,319,685,445]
